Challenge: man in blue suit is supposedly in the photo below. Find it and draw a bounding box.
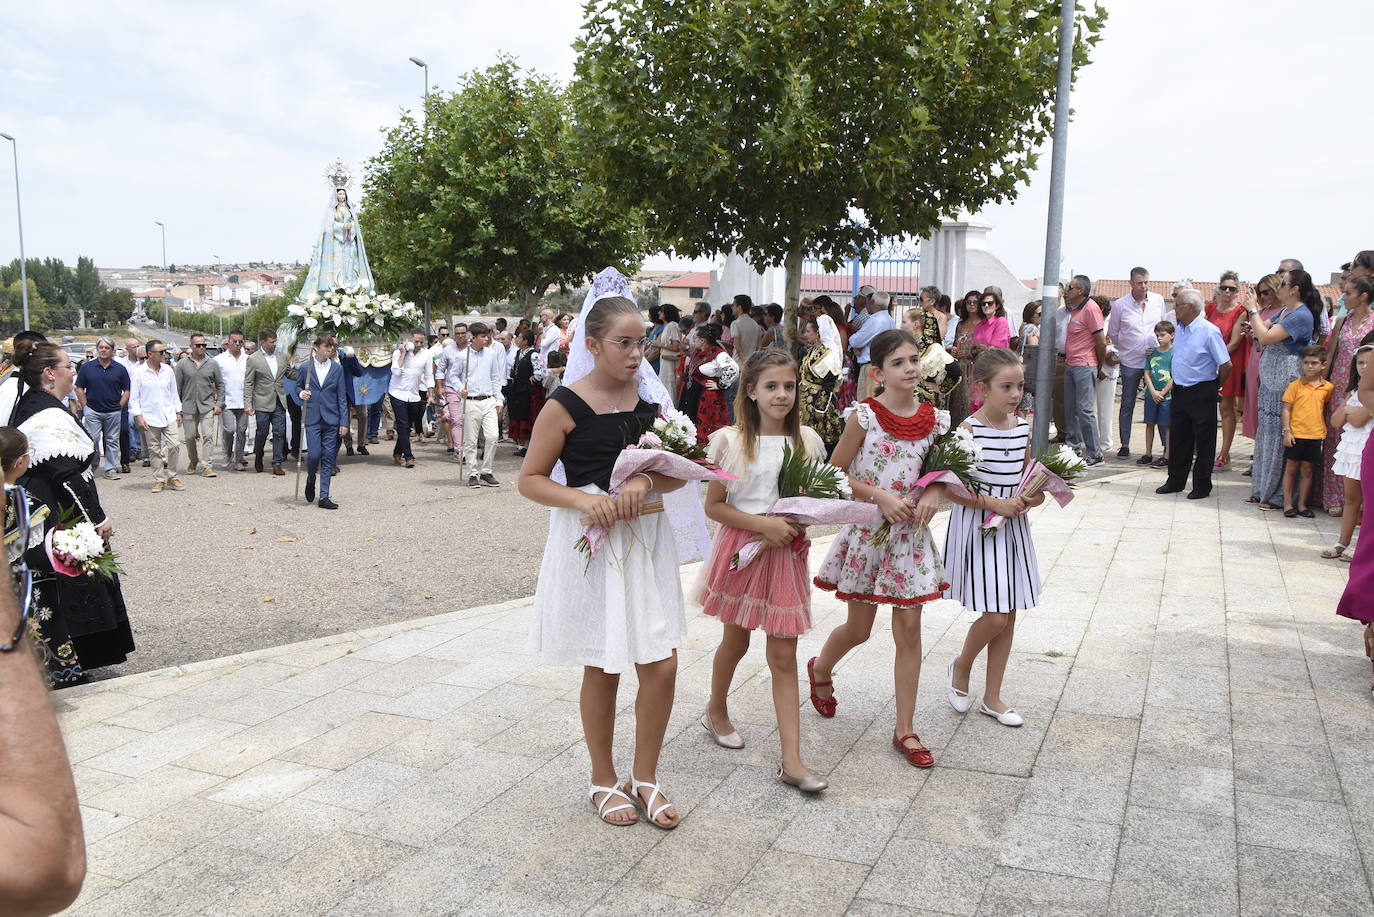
[295,335,350,509]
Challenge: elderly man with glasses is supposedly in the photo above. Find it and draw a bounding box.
[1156,289,1232,500]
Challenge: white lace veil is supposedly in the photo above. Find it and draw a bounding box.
[557,267,712,563]
[815,313,844,378]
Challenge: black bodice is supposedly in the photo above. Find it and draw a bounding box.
[550,387,657,492]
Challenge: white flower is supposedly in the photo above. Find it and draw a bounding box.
[287,304,305,317]
[935,409,951,436]
[952,426,981,465]
[304,316,318,329]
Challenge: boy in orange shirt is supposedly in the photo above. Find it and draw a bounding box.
[1281,345,1334,518]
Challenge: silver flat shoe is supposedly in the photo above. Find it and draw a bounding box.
[778,764,828,793]
[701,711,744,749]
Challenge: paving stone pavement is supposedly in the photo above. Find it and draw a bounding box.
[54,466,1374,916]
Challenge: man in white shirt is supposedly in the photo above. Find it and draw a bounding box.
[214,331,250,471]
[388,329,434,468]
[129,339,185,492]
[1108,267,1169,458]
[438,321,505,488]
[848,290,896,401]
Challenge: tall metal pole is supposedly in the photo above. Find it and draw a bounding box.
[154,221,169,331]
[1031,0,1076,454]
[409,56,432,333]
[0,133,29,330]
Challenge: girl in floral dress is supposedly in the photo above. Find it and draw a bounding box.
[809,329,949,769]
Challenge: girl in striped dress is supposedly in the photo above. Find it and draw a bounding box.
[942,348,1044,727]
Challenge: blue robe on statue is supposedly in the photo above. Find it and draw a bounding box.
[301,190,375,302]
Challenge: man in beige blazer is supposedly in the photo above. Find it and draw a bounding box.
[244,328,291,475]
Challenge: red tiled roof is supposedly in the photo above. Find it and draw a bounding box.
[800,273,923,295]
[1089,279,1340,303]
[660,271,712,289]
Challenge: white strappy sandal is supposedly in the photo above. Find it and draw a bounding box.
[589,784,638,826]
[624,775,680,830]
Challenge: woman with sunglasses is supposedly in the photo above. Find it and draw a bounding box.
[1205,272,1249,469]
[1245,269,1323,508]
[1321,275,1374,516]
[967,290,1010,412]
[1242,274,1287,451]
[948,290,984,426]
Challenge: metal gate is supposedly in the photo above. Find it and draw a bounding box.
[799,255,922,308]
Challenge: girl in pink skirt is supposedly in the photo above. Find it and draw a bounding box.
[698,350,830,793]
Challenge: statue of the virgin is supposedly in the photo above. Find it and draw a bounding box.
[300,161,375,302]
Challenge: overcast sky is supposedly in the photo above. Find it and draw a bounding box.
[1,0,1368,285]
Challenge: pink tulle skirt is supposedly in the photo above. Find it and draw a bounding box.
[696,524,813,637]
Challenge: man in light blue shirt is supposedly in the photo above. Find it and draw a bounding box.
[849,291,896,400]
[1156,289,1232,501]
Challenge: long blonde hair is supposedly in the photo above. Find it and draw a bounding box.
[731,349,802,463]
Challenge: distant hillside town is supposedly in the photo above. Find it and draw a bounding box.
[98,262,304,314]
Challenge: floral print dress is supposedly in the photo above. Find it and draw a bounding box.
[814,399,949,606]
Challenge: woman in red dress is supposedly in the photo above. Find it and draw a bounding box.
[1205,272,1249,469]
[681,322,731,444]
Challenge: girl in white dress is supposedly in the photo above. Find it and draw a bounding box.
[943,349,1046,727]
[1325,345,1373,561]
[698,350,829,792]
[520,292,690,829]
[809,329,949,769]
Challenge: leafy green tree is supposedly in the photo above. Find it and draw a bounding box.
[364,55,648,316]
[94,288,136,328]
[0,279,49,336]
[574,0,1106,337]
[73,256,103,321]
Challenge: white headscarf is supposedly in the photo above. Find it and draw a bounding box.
[559,267,712,563]
[815,313,844,378]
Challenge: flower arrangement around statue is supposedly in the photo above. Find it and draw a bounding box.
[573,410,736,561]
[45,508,122,580]
[285,287,422,341]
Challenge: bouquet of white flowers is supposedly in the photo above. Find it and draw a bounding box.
[574,410,734,561]
[46,514,122,580]
[980,444,1083,536]
[872,415,983,548]
[286,286,422,341]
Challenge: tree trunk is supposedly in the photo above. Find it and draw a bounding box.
[782,245,804,352]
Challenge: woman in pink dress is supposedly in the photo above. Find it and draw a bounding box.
[1322,276,1374,515]
[1336,361,1374,693]
[968,291,1010,412]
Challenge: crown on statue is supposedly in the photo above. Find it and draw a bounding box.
[324,160,352,190]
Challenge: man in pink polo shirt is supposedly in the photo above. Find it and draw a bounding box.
[1062,275,1108,465]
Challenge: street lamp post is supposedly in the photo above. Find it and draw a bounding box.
[1031,0,1077,454]
[409,56,432,331]
[408,57,429,118]
[154,221,169,331]
[0,133,30,330]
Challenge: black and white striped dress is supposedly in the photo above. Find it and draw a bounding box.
[942,416,1041,613]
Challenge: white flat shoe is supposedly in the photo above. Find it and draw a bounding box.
[701,711,744,749]
[947,661,973,713]
[979,702,1023,727]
